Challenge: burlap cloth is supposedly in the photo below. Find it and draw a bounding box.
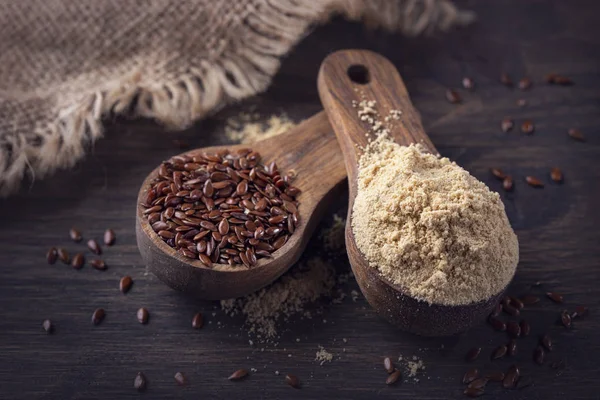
[0,0,473,196]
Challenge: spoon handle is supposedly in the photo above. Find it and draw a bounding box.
[317,49,437,187]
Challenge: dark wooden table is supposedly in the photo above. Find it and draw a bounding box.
[1,1,599,399]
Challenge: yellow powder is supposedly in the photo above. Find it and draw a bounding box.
[352,138,519,306]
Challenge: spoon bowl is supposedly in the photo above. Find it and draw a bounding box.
[136,112,346,299]
[318,49,509,335]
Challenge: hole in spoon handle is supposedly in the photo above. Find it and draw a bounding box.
[318,49,438,159]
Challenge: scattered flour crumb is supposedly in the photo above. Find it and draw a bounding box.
[315,346,333,366]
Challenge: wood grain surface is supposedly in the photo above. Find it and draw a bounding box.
[1,1,599,399]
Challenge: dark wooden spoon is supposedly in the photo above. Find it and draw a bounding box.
[318,49,507,336]
[136,112,346,300]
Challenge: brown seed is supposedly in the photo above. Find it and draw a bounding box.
[462,77,475,90]
[468,378,488,390]
[192,313,203,329]
[533,346,545,365]
[571,305,588,319]
[488,316,506,331]
[491,345,507,360]
[228,369,248,381]
[71,253,85,270]
[510,296,524,310]
[525,176,544,188]
[465,347,481,362]
[520,295,540,305]
[464,387,484,398]
[500,72,513,87]
[519,320,530,336]
[57,248,70,264]
[46,247,58,265]
[285,374,300,389]
[546,73,573,85]
[383,357,394,374]
[272,235,288,250]
[203,180,214,197]
[199,254,213,268]
[521,120,535,134]
[502,176,514,192]
[568,128,585,141]
[69,228,82,242]
[42,319,54,333]
[87,239,102,255]
[550,167,563,183]
[560,311,572,328]
[546,292,564,303]
[507,339,517,356]
[540,334,552,351]
[385,369,402,385]
[500,118,514,133]
[517,98,527,107]
[507,320,521,338]
[503,303,520,317]
[502,365,519,389]
[518,77,532,90]
[137,308,149,324]
[491,168,506,180]
[462,368,478,384]
[485,371,505,382]
[120,276,133,293]
[103,229,116,246]
[134,372,147,392]
[92,308,105,325]
[445,89,461,104]
[174,372,186,386]
[90,259,106,271]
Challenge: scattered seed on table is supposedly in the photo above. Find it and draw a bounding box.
[546,73,573,85]
[546,292,564,303]
[462,368,479,384]
[491,345,507,360]
[501,118,514,133]
[518,77,532,90]
[104,229,116,246]
[464,387,484,398]
[174,372,186,386]
[383,357,394,373]
[465,347,481,362]
[42,319,53,333]
[507,339,518,356]
[92,308,105,325]
[134,372,147,392]
[446,89,461,104]
[69,228,82,242]
[504,303,520,317]
[462,77,475,90]
[488,316,506,331]
[228,369,248,380]
[46,247,58,265]
[568,128,585,141]
[533,346,545,365]
[485,371,505,382]
[521,120,535,134]
[386,369,402,385]
[137,308,149,324]
[120,276,133,293]
[491,168,506,180]
[192,313,203,329]
[71,253,85,270]
[540,334,553,351]
[510,296,524,310]
[519,320,530,336]
[502,365,520,389]
[550,168,563,183]
[503,176,514,192]
[572,305,588,319]
[87,239,102,255]
[57,248,70,264]
[285,374,300,388]
[517,98,527,107]
[520,294,540,305]
[560,311,572,328]
[507,321,521,338]
[500,73,513,87]
[468,378,488,390]
[90,259,107,271]
[491,302,502,316]
[525,176,544,188]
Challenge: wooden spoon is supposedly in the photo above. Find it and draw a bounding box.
[136,112,346,300]
[318,50,507,336]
